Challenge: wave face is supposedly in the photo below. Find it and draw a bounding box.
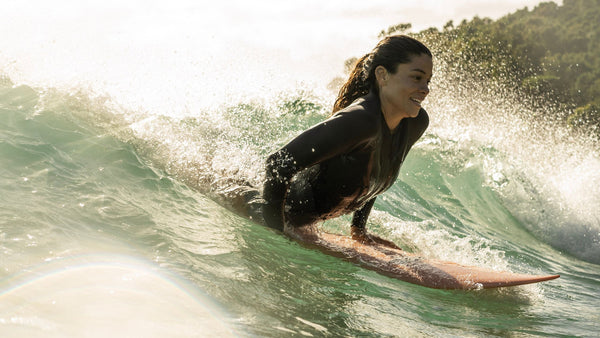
[1,3,599,336]
[1,76,599,336]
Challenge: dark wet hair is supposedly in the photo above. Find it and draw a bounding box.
[332,35,432,113]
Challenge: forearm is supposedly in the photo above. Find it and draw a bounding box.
[351,198,376,236]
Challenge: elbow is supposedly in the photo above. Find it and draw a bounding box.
[265,152,281,177]
[265,149,297,183]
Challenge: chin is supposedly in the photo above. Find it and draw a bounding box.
[409,108,421,117]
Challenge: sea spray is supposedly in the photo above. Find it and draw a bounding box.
[417,35,600,264]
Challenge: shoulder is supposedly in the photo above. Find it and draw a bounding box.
[329,95,381,137]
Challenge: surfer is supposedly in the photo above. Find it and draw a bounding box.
[260,35,432,247]
[216,37,559,288]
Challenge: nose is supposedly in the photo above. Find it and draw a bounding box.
[421,82,430,95]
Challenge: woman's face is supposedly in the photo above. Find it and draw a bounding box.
[377,54,433,120]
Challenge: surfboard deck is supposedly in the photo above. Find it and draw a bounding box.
[307,231,559,290]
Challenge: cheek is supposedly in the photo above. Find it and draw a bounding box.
[396,84,412,98]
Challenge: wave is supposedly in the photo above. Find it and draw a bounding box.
[2,72,599,266]
[425,57,600,264]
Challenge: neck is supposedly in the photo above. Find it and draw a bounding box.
[380,101,404,132]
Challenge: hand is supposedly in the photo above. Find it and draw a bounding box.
[351,227,401,250]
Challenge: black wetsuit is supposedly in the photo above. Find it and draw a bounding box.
[262,91,429,231]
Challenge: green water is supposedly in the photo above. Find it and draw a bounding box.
[1,80,599,337]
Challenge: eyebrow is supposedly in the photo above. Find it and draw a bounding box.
[410,68,433,79]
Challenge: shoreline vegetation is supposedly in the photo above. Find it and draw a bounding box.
[332,0,599,137]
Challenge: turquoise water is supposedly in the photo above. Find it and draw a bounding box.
[1,74,599,337]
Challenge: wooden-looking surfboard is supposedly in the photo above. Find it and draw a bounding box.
[308,231,559,290]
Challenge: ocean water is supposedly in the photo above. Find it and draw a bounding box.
[1,2,600,337]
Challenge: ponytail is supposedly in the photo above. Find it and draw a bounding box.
[332,53,373,114]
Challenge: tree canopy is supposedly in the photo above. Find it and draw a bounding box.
[382,0,600,132]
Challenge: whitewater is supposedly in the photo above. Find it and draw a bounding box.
[1,1,598,336]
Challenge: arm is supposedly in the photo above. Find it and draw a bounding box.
[351,199,401,249]
[350,198,376,237]
[262,109,378,230]
[349,110,429,247]
[347,109,429,246]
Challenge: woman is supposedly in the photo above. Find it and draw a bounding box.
[262,35,432,246]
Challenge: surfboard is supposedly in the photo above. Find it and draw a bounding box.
[305,231,560,290]
[218,186,559,290]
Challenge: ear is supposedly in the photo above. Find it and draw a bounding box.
[374,65,389,87]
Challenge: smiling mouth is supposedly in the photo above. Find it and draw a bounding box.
[410,97,423,106]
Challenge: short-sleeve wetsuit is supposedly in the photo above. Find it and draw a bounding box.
[262,91,429,231]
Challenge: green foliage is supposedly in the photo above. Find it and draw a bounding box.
[378,23,412,38]
[567,103,600,131]
[378,0,600,132]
